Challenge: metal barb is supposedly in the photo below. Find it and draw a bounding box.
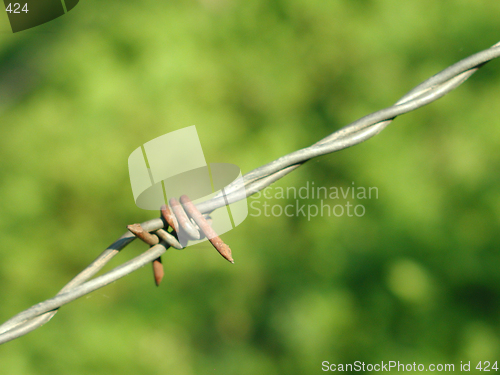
[155,228,183,250]
[127,224,160,245]
[169,198,201,240]
[179,195,234,264]
[152,258,164,287]
[127,224,164,286]
[161,204,179,233]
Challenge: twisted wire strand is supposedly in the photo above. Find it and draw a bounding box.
[1,42,499,345]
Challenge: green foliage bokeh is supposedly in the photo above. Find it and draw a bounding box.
[0,1,499,374]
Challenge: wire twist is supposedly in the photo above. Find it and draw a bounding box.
[1,41,499,345]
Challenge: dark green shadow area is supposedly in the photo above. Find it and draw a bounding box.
[64,0,78,12]
[4,0,79,33]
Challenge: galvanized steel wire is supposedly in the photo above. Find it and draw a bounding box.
[1,41,500,345]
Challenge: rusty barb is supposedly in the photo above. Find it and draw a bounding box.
[127,195,234,286]
[126,223,163,286]
[179,195,234,263]
[1,41,499,345]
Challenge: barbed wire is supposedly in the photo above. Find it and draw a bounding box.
[1,41,499,345]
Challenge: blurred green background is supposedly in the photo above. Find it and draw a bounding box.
[1,0,499,374]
